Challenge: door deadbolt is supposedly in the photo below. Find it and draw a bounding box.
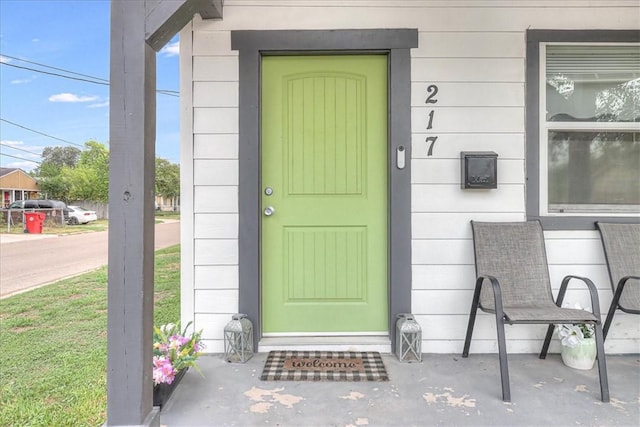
[264,187,274,196]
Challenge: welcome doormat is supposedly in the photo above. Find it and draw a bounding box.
[260,351,389,381]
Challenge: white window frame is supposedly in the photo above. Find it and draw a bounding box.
[526,30,640,229]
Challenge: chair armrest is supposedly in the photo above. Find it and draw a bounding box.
[612,275,640,312]
[618,275,640,287]
[558,275,602,319]
[475,274,505,316]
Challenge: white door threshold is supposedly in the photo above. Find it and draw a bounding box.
[259,335,392,353]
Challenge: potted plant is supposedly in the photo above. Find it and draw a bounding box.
[153,322,204,406]
[555,303,596,370]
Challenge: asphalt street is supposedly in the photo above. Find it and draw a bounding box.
[0,220,180,298]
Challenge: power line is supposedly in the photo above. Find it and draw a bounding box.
[0,118,85,148]
[3,62,109,86]
[1,53,109,83]
[0,152,41,164]
[1,54,180,97]
[0,142,42,157]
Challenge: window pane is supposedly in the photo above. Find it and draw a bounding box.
[546,45,640,122]
[548,131,640,213]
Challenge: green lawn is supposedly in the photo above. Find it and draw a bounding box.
[0,245,180,427]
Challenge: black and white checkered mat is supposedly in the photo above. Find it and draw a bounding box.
[260,350,389,381]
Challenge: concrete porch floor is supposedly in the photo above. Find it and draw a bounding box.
[159,353,639,427]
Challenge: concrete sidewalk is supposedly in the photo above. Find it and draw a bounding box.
[159,352,639,427]
[0,232,58,244]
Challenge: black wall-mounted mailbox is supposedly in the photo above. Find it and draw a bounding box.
[461,151,498,189]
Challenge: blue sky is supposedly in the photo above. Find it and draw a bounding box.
[0,0,181,172]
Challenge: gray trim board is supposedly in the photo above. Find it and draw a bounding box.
[232,29,417,350]
[525,29,640,230]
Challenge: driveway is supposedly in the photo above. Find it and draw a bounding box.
[0,220,180,298]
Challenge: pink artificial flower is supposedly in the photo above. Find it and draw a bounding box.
[169,335,189,350]
[153,356,176,385]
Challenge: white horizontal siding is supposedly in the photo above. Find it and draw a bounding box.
[412,107,525,133]
[414,31,524,58]
[194,134,238,160]
[183,2,639,355]
[225,1,638,7]
[412,133,524,159]
[414,314,640,354]
[193,108,238,134]
[194,186,238,213]
[194,239,238,265]
[412,158,524,185]
[411,82,524,107]
[194,213,239,239]
[198,4,640,32]
[193,82,239,107]
[193,56,238,81]
[412,212,525,239]
[194,289,239,313]
[412,58,525,83]
[193,160,238,186]
[412,185,525,213]
[194,265,239,290]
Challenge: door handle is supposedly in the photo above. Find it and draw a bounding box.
[264,206,275,216]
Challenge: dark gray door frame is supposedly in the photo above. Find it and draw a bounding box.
[231,29,417,350]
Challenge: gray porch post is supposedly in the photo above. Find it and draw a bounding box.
[107,1,223,424]
[107,0,158,425]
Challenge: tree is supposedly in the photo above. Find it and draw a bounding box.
[35,146,81,176]
[72,141,110,202]
[35,146,82,200]
[155,158,180,209]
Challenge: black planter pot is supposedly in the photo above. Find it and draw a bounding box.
[153,368,187,407]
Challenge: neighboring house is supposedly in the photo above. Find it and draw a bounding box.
[107,1,639,424]
[155,195,180,212]
[180,2,639,356]
[0,167,40,208]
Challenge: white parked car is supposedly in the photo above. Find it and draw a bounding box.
[67,205,98,225]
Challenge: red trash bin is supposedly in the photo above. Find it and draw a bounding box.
[24,212,45,234]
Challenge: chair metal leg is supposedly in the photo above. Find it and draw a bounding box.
[539,324,555,359]
[603,277,630,340]
[602,301,617,341]
[495,311,511,402]
[593,323,610,402]
[462,278,483,358]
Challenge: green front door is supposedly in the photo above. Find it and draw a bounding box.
[261,55,388,334]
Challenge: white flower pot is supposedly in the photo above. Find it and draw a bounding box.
[560,337,596,370]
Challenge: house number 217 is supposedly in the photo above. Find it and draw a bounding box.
[425,84,439,156]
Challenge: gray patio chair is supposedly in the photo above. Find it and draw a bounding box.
[596,222,640,340]
[462,220,609,402]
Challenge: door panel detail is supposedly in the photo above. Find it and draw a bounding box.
[285,73,365,196]
[284,227,366,302]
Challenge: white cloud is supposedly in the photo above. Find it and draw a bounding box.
[1,140,25,147]
[32,38,40,43]
[88,100,109,108]
[48,93,99,103]
[11,78,33,84]
[0,55,11,64]
[160,41,179,57]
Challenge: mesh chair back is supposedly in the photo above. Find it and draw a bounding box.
[597,223,640,312]
[471,221,555,311]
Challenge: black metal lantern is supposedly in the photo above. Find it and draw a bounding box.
[224,314,253,363]
[396,313,422,363]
